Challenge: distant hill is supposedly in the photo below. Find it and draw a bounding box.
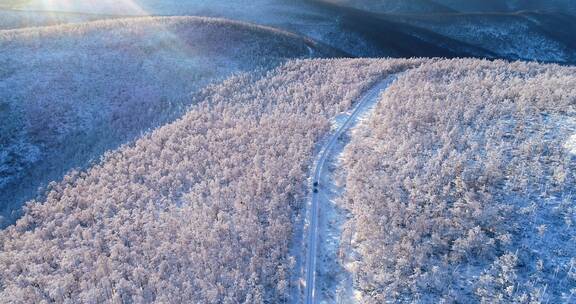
[4,1,576,63]
[434,0,516,12]
[388,11,576,63]
[2,58,575,303]
[307,0,576,63]
[329,0,576,15]
[437,0,576,15]
[329,0,456,14]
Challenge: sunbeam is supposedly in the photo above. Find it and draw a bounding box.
[25,0,208,62]
[28,0,149,15]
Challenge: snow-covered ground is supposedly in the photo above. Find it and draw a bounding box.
[564,118,576,155]
[566,135,576,155]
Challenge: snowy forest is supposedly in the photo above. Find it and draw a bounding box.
[340,59,576,303]
[0,59,421,303]
[2,1,576,302]
[3,57,575,303]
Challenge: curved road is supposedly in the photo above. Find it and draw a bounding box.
[304,75,398,304]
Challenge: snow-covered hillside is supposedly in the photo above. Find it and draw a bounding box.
[0,0,575,303]
[4,1,576,63]
[1,1,383,57]
[330,0,576,15]
[320,0,455,14]
[439,0,576,15]
[0,58,421,303]
[339,59,576,303]
[392,12,576,63]
[315,0,576,64]
[0,16,333,227]
[1,58,574,303]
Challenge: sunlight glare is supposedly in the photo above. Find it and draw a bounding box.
[24,0,204,71]
[32,0,149,15]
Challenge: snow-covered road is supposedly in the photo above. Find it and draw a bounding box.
[304,75,398,304]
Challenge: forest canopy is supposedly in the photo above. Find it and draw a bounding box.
[340,59,576,303]
[0,58,420,303]
[1,58,575,303]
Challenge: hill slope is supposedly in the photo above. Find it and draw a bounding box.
[330,0,576,15]
[311,0,576,63]
[340,59,576,303]
[5,1,576,63]
[323,0,455,14]
[438,0,576,15]
[1,58,575,303]
[390,11,576,63]
[0,58,421,303]
[0,16,335,227]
